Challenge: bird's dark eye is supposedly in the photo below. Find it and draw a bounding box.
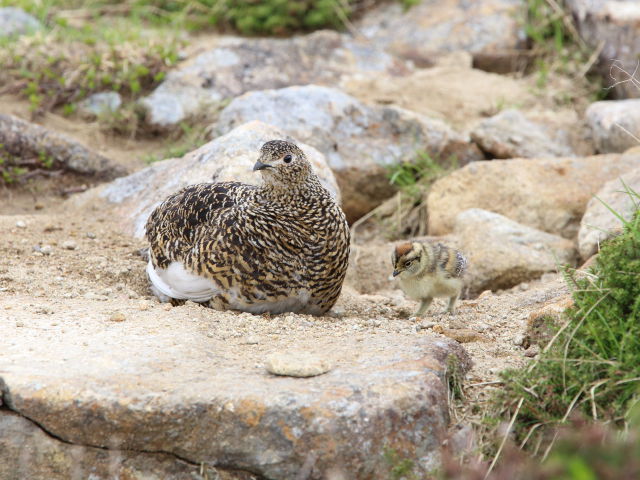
[405,260,412,267]
[283,154,292,163]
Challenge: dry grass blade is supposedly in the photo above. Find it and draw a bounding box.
[485,397,524,479]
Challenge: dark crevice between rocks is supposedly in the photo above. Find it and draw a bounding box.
[0,377,265,479]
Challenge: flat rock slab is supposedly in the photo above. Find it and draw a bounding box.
[0,294,469,479]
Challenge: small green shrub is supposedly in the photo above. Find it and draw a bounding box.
[387,151,451,200]
[2,0,413,35]
[0,144,59,186]
[383,447,416,480]
[498,193,640,449]
[0,20,180,115]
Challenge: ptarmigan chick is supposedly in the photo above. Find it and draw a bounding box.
[392,241,467,318]
[145,140,350,315]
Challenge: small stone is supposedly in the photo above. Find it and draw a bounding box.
[524,344,540,358]
[242,336,260,345]
[519,282,530,291]
[78,91,122,117]
[419,322,436,330]
[62,240,77,250]
[162,304,173,311]
[15,220,26,228]
[512,333,526,347]
[86,232,96,239]
[109,312,126,322]
[15,321,24,327]
[39,245,53,255]
[137,300,151,311]
[265,352,332,378]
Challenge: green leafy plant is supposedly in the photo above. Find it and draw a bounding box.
[496,189,640,453]
[0,15,181,120]
[383,447,416,480]
[387,151,451,200]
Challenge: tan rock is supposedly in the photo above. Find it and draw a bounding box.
[454,209,577,293]
[586,100,640,153]
[526,295,574,348]
[427,151,640,238]
[471,109,575,159]
[578,162,640,260]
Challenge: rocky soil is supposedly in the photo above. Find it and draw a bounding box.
[2,1,640,479]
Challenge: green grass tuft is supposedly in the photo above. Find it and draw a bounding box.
[497,192,640,451]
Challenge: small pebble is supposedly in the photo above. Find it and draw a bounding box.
[242,335,260,345]
[109,312,126,322]
[86,232,96,239]
[265,352,332,378]
[15,220,26,228]
[34,203,44,210]
[512,333,527,347]
[15,321,24,327]
[137,300,151,311]
[33,245,53,255]
[62,240,77,250]
[163,304,173,311]
[524,345,540,357]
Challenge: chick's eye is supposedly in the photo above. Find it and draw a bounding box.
[283,154,292,163]
[405,260,412,267]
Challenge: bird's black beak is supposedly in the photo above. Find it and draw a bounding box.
[253,160,273,171]
[392,270,400,277]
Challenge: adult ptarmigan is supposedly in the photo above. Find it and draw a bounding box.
[145,140,350,315]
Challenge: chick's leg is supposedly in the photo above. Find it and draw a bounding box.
[446,294,459,314]
[414,297,433,317]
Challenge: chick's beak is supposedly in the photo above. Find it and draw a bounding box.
[253,160,273,171]
[392,269,400,277]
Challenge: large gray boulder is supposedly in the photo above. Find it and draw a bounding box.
[578,162,640,260]
[586,99,640,153]
[0,294,471,479]
[72,121,339,238]
[427,150,640,239]
[139,31,410,129]
[0,7,42,38]
[454,209,577,293]
[566,0,640,99]
[356,0,526,72]
[214,85,481,222]
[471,109,575,159]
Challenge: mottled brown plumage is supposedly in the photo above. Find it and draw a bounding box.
[145,140,350,315]
[392,241,467,317]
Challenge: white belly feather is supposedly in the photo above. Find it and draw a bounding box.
[147,260,318,314]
